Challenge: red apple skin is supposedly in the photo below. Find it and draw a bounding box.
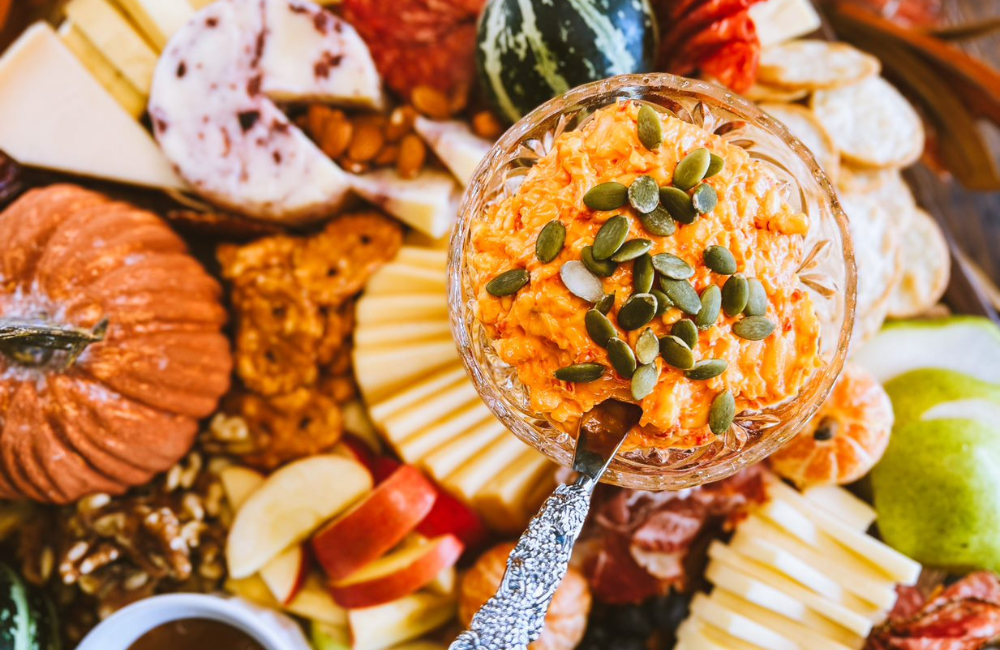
[328,535,464,608]
[312,465,437,581]
[417,489,489,553]
[372,456,401,484]
[282,552,309,605]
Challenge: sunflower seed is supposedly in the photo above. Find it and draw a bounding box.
[585,309,617,348]
[593,215,630,260]
[722,274,749,316]
[692,183,718,214]
[705,153,725,178]
[635,328,660,365]
[560,261,604,303]
[733,316,776,340]
[704,245,737,275]
[628,175,660,214]
[611,239,653,262]
[659,187,698,224]
[535,220,566,263]
[637,105,663,150]
[660,279,702,315]
[595,293,615,315]
[660,335,695,370]
[607,338,637,378]
[709,390,736,435]
[651,253,694,280]
[637,205,677,236]
[633,253,654,294]
[486,269,529,296]
[744,278,768,317]
[555,363,607,382]
[651,289,671,316]
[582,246,617,277]
[673,148,711,190]
[685,359,728,380]
[695,284,722,329]
[618,293,658,331]
[584,182,628,211]
[671,319,699,349]
[631,362,660,400]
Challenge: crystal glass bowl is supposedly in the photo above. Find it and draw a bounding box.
[448,74,857,490]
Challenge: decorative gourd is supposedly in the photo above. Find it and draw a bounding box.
[0,185,231,504]
[769,364,893,488]
[0,562,58,650]
[476,0,657,123]
[459,542,592,650]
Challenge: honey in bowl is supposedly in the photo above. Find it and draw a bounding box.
[127,618,265,650]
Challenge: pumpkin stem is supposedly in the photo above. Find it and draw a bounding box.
[0,317,108,369]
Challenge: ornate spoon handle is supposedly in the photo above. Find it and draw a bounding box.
[448,477,596,650]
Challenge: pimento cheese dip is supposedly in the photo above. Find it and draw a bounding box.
[470,100,822,451]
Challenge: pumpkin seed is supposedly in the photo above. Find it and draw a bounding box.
[585,309,617,348]
[555,363,607,383]
[637,205,677,236]
[709,390,736,435]
[703,245,737,275]
[535,220,566,263]
[651,253,694,280]
[611,239,653,263]
[595,293,615,315]
[673,148,711,190]
[486,268,529,296]
[695,284,722,330]
[705,153,725,178]
[607,338,637,379]
[637,105,663,150]
[685,359,728,380]
[651,289,671,316]
[582,246,617,277]
[671,319,699,349]
[633,253,654,294]
[733,316,776,341]
[628,175,660,214]
[631,362,659,400]
[744,279,768,317]
[692,183,718,214]
[583,182,627,211]
[560,261,604,303]
[660,279,702,315]
[660,335,695,370]
[593,215,630,260]
[659,186,698,225]
[635,328,660,365]
[722,274,749,317]
[618,293,657,331]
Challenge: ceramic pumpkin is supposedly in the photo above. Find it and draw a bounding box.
[0,185,232,504]
[769,363,893,488]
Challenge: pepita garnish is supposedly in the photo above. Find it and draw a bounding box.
[651,253,694,280]
[585,309,617,348]
[628,175,660,214]
[582,246,618,277]
[560,261,604,303]
[486,268,529,297]
[692,183,718,214]
[535,220,566,263]
[595,293,615,315]
[660,335,695,370]
[695,284,722,330]
[611,239,653,263]
[583,182,628,211]
[659,186,698,225]
[633,253,654,294]
[705,153,725,178]
[703,245,737,275]
[635,328,660,365]
[744,279,768,317]
[660,279,702,315]
[607,338,637,379]
[671,319,699,349]
[637,105,663,150]
[685,359,728,380]
[651,289,671,316]
[618,293,658,331]
[631,362,659,400]
[709,390,736,435]
[733,316,776,341]
[638,205,677,236]
[673,148,711,190]
[555,363,607,383]
[593,215,630,260]
[722,274,749,317]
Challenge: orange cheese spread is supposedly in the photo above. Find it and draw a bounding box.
[470,100,822,451]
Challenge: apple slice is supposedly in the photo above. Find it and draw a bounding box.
[348,591,457,650]
[219,465,265,511]
[260,545,307,605]
[329,534,463,608]
[287,574,350,626]
[312,465,437,581]
[426,566,456,596]
[417,483,489,552]
[226,455,372,578]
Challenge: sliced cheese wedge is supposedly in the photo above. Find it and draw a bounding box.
[353,338,461,399]
[351,169,459,239]
[380,379,479,444]
[397,399,494,461]
[421,418,506,480]
[64,0,159,94]
[443,434,529,504]
[711,590,859,650]
[364,262,448,296]
[413,117,493,186]
[112,0,193,50]
[356,293,450,325]
[368,364,468,423]
[802,486,877,532]
[395,246,448,271]
[57,21,146,118]
[354,320,453,348]
[474,449,555,533]
[690,594,798,650]
[678,619,762,650]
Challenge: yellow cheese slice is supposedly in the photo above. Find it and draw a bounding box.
[474,449,555,533]
[351,169,459,239]
[57,20,146,118]
[802,486,877,532]
[356,294,450,325]
[689,594,798,650]
[420,418,506,480]
[112,0,193,49]
[364,262,448,296]
[397,399,494,461]
[395,246,448,270]
[352,337,460,398]
[354,320,453,348]
[367,363,467,424]
[64,0,159,94]
[380,379,479,444]
[444,434,529,504]
[711,590,858,650]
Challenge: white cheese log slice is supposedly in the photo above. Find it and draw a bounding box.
[260,0,382,108]
[0,23,184,189]
[57,20,146,119]
[112,0,193,50]
[351,169,460,239]
[413,117,493,186]
[64,0,159,94]
[149,0,350,223]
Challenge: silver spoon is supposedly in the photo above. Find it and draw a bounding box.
[449,399,644,650]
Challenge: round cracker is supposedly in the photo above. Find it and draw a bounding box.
[762,103,840,183]
[744,83,809,104]
[812,76,925,168]
[838,165,916,220]
[759,40,880,91]
[887,208,950,318]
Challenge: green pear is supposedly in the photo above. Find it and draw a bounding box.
[884,368,1000,428]
[872,418,1000,573]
